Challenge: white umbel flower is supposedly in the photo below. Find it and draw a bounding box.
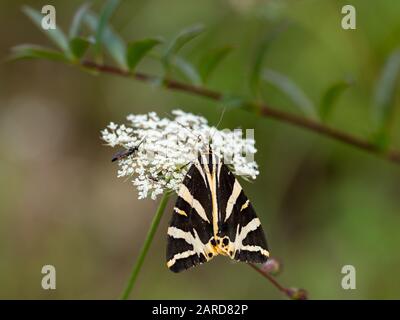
[101,110,259,200]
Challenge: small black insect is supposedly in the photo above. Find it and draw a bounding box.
[111,137,145,162]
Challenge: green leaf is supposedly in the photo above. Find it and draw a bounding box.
[171,56,202,85]
[8,44,68,62]
[163,24,204,68]
[251,43,267,96]
[85,12,126,68]
[22,6,70,54]
[126,38,162,71]
[319,80,352,121]
[69,37,91,59]
[372,48,400,149]
[69,2,91,38]
[262,69,317,119]
[198,46,233,83]
[95,0,120,56]
[221,94,245,110]
[250,22,289,96]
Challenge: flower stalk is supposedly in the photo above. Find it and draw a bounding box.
[121,191,171,299]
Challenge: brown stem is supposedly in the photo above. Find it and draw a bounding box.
[81,60,400,165]
[249,263,308,300]
[248,263,291,298]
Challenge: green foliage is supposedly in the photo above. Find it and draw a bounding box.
[221,94,246,110]
[69,2,91,38]
[262,69,317,119]
[372,48,400,150]
[319,80,352,121]
[8,44,69,62]
[162,24,204,70]
[95,0,120,56]
[126,38,162,72]
[69,37,91,60]
[171,56,202,85]
[250,22,289,97]
[84,12,126,68]
[198,46,233,84]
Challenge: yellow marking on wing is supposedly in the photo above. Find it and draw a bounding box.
[240,200,250,212]
[174,207,188,217]
[178,184,210,222]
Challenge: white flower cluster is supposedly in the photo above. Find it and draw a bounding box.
[101,110,259,200]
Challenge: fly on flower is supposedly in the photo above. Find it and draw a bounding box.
[111,137,146,162]
[101,110,269,272]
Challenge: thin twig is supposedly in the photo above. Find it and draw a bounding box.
[249,263,289,295]
[249,263,307,300]
[81,60,400,165]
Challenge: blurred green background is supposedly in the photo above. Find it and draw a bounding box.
[1,0,400,299]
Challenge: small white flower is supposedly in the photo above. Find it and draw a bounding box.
[108,122,118,130]
[101,110,259,200]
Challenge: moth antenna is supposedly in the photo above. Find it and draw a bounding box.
[207,107,226,154]
[215,107,226,131]
[136,135,147,147]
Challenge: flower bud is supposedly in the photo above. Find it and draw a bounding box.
[260,258,281,275]
[287,288,308,300]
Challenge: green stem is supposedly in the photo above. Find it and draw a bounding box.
[120,192,171,299]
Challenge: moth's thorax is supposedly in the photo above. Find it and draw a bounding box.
[196,149,223,167]
[214,236,234,257]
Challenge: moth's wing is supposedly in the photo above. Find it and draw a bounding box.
[166,162,215,272]
[216,163,269,263]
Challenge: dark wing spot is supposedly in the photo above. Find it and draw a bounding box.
[208,253,213,258]
[210,239,216,246]
[223,238,229,246]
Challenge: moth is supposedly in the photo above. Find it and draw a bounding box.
[166,150,269,272]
